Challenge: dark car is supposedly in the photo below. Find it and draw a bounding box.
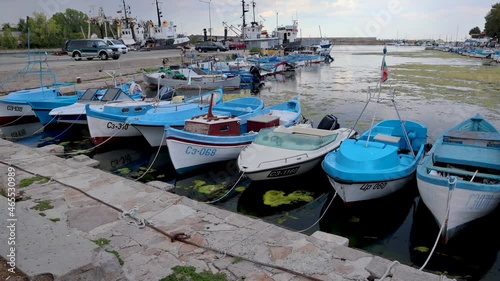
[194,41,228,52]
[65,39,121,61]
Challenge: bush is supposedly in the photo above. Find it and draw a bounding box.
[0,28,18,49]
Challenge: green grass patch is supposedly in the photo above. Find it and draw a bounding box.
[31,200,53,211]
[159,265,227,281]
[19,175,49,188]
[49,218,60,222]
[105,249,124,266]
[92,238,111,247]
[232,256,243,264]
[0,187,6,197]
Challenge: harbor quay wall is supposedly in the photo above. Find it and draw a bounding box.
[0,139,456,280]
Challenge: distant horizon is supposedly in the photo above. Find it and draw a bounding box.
[0,0,495,41]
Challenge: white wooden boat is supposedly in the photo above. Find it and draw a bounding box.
[143,68,241,90]
[416,113,500,244]
[166,99,302,174]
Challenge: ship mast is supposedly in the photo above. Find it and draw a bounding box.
[251,1,258,27]
[155,0,162,27]
[122,0,137,42]
[241,0,248,39]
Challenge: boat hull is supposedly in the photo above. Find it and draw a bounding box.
[416,175,500,242]
[326,175,413,203]
[87,115,141,145]
[0,101,38,125]
[243,157,322,181]
[166,135,254,174]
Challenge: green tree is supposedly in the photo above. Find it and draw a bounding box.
[17,18,27,32]
[0,28,18,49]
[469,26,481,38]
[484,3,500,41]
[51,9,89,40]
[2,23,12,30]
[19,12,63,48]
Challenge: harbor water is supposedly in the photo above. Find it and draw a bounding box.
[5,45,500,281]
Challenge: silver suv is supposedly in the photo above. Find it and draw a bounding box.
[65,39,121,61]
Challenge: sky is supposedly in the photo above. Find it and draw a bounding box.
[0,0,495,40]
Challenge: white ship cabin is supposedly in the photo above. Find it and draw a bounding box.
[272,20,299,44]
[118,23,145,47]
[148,21,177,40]
[242,23,279,50]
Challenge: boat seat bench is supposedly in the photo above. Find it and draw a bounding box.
[373,134,401,143]
[434,143,500,170]
[426,165,500,181]
[444,130,500,142]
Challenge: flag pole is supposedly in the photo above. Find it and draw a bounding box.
[365,46,387,147]
[379,45,387,95]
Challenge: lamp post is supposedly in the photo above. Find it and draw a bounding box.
[199,0,212,40]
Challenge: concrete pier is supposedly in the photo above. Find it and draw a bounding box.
[0,138,456,280]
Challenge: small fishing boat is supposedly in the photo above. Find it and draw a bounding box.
[416,113,500,244]
[86,88,222,145]
[166,98,302,174]
[0,50,79,126]
[129,95,264,147]
[238,115,357,181]
[143,68,241,90]
[33,82,143,125]
[322,46,428,204]
[322,118,428,204]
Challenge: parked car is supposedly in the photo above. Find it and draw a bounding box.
[228,42,246,50]
[65,39,121,61]
[194,41,228,52]
[104,38,129,54]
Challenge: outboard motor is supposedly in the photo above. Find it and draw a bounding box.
[158,86,176,101]
[317,114,340,130]
[249,65,263,94]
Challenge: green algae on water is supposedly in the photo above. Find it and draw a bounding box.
[263,190,314,207]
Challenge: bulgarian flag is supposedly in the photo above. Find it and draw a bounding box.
[380,46,389,83]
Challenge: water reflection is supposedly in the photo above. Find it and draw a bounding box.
[93,144,175,183]
[0,122,44,142]
[410,197,500,281]
[320,180,418,249]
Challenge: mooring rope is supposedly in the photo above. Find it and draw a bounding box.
[133,131,165,182]
[297,190,338,233]
[204,171,246,204]
[419,176,457,271]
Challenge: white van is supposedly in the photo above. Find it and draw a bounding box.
[104,38,129,54]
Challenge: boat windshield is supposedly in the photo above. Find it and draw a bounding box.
[253,128,338,151]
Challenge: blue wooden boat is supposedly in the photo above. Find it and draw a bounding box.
[128,94,263,147]
[166,98,302,174]
[0,50,79,126]
[28,81,143,125]
[86,88,223,145]
[416,114,500,244]
[322,119,428,203]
